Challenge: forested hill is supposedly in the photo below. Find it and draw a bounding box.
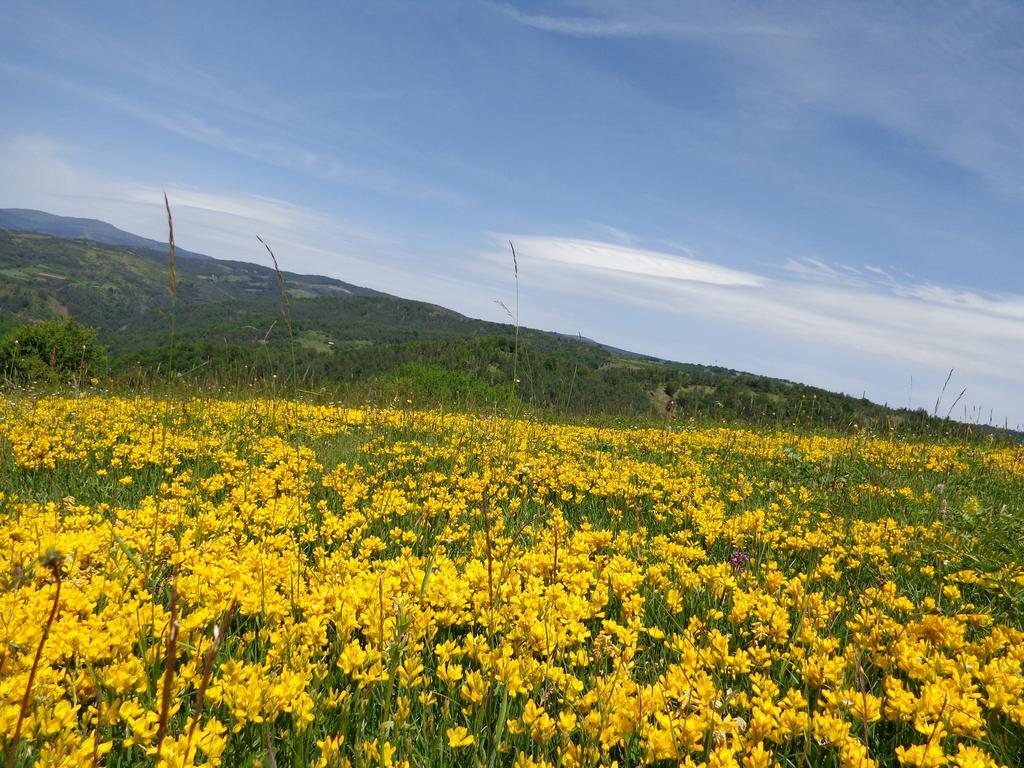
[0,221,982,433]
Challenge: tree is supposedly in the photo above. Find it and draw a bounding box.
[0,318,105,382]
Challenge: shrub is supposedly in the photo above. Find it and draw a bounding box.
[0,317,105,382]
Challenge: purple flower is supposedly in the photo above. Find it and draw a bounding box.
[728,551,750,574]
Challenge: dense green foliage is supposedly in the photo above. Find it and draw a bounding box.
[0,317,105,382]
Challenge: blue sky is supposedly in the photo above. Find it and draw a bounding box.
[2,1,1023,425]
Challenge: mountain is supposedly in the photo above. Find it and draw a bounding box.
[0,215,989,433]
[0,228,386,332]
[0,209,212,261]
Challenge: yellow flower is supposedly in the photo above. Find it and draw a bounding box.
[447,726,475,748]
[896,741,948,768]
[437,661,463,684]
[743,742,773,768]
[950,744,1001,768]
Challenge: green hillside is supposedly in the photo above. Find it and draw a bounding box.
[0,229,380,329]
[0,226,985,433]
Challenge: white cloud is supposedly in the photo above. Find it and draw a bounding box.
[781,256,849,284]
[498,4,801,40]
[504,236,764,287]
[485,234,1024,389]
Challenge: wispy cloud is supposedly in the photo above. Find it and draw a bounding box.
[497,4,802,39]
[486,234,1024,386]
[503,1,1024,195]
[503,236,764,287]
[0,60,463,205]
[781,256,849,284]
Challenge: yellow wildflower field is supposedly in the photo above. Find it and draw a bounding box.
[1,396,1022,767]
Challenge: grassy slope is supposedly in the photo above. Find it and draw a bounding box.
[0,228,993,434]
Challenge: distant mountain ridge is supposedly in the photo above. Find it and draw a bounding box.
[0,220,386,335]
[1,210,1008,435]
[0,208,212,261]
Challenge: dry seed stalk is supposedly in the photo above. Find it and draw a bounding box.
[164,192,177,300]
[257,236,297,386]
[855,652,871,755]
[154,575,180,761]
[5,550,63,768]
[185,601,239,751]
[164,192,178,380]
[508,241,520,402]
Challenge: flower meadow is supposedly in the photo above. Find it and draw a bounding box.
[1,396,1023,768]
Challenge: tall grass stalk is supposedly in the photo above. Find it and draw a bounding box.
[933,367,954,417]
[164,192,178,377]
[257,235,298,389]
[185,601,239,751]
[5,550,62,768]
[155,574,180,761]
[508,240,520,406]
